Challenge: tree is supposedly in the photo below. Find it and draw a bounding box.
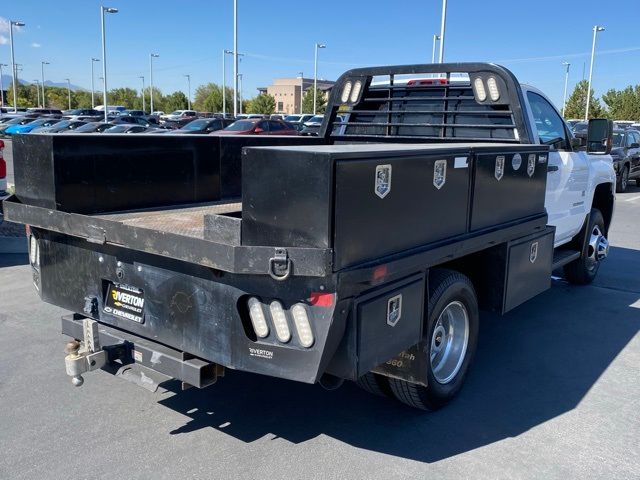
[164,91,189,112]
[108,87,139,109]
[563,80,605,119]
[247,93,275,114]
[602,86,640,120]
[193,83,233,113]
[301,87,327,114]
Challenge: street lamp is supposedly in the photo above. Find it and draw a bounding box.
[233,0,239,117]
[139,76,146,113]
[585,25,605,121]
[438,0,447,63]
[222,49,244,116]
[91,57,100,108]
[64,78,72,110]
[184,74,191,110]
[9,20,25,112]
[298,71,304,114]
[237,73,243,114]
[33,80,40,108]
[149,53,159,114]
[41,61,50,108]
[561,62,571,117]
[0,64,7,107]
[101,6,118,121]
[313,43,326,115]
[432,34,441,64]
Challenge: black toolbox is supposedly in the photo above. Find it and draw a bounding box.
[242,143,549,270]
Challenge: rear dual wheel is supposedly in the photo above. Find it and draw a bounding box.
[356,269,479,411]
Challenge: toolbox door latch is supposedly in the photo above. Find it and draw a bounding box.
[269,248,291,281]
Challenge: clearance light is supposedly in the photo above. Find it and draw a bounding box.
[487,77,500,101]
[248,297,269,338]
[350,80,363,103]
[269,300,291,343]
[292,303,314,348]
[341,81,353,103]
[473,78,487,102]
[29,236,38,265]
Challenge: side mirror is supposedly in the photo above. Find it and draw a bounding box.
[586,119,614,155]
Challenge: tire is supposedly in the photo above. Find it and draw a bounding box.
[617,165,629,193]
[356,372,393,398]
[563,208,607,285]
[388,269,479,411]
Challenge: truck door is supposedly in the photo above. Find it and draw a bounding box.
[524,89,589,247]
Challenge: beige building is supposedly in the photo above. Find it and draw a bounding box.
[257,77,335,115]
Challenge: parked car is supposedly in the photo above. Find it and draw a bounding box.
[611,129,640,192]
[163,110,198,122]
[63,109,101,121]
[284,114,315,131]
[0,117,40,136]
[169,118,234,134]
[161,117,198,129]
[212,118,299,135]
[299,115,325,136]
[4,117,62,135]
[26,108,64,117]
[62,122,115,134]
[31,120,87,133]
[571,121,589,142]
[111,116,153,127]
[103,124,153,134]
[121,110,145,117]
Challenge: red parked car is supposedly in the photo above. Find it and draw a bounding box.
[212,118,299,135]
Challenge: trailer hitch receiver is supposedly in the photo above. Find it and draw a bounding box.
[64,319,107,387]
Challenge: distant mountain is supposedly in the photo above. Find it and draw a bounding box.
[0,74,84,91]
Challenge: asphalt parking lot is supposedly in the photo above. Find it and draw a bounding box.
[0,145,639,479]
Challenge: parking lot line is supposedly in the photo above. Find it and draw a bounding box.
[624,195,640,203]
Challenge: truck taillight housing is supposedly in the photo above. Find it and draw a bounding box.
[0,139,5,179]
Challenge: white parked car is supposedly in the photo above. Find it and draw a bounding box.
[163,110,198,122]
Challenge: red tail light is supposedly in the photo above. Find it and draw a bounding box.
[407,78,448,86]
[0,140,6,179]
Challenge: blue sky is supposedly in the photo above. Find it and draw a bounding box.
[0,0,637,107]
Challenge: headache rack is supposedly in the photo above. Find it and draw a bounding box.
[322,63,533,144]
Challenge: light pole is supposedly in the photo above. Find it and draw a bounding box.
[184,74,191,110]
[585,25,605,121]
[438,0,447,63]
[41,61,50,108]
[223,50,243,116]
[33,80,40,108]
[237,73,243,114]
[65,78,72,110]
[139,76,146,113]
[91,57,100,108]
[9,20,25,112]
[313,43,326,115]
[432,34,440,64]
[298,71,304,114]
[561,62,571,117]
[0,64,7,107]
[101,6,118,122]
[233,0,239,117]
[149,53,159,113]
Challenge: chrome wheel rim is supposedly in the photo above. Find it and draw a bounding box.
[430,300,469,384]
[586,224,609,272]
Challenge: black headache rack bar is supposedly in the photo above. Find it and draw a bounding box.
[2,196,333,278]
[321,63,533,143]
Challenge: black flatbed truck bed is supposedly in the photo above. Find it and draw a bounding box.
[2,63,568,409]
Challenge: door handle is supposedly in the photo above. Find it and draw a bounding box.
[547,165,559,172]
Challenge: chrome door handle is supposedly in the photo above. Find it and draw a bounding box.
[547,165,559,172]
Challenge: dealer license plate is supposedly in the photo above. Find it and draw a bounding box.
[104,282,145,323]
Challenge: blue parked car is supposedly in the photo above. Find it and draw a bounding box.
[5,117,61,135]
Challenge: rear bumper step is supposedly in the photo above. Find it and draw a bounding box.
[61,314,223,389]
